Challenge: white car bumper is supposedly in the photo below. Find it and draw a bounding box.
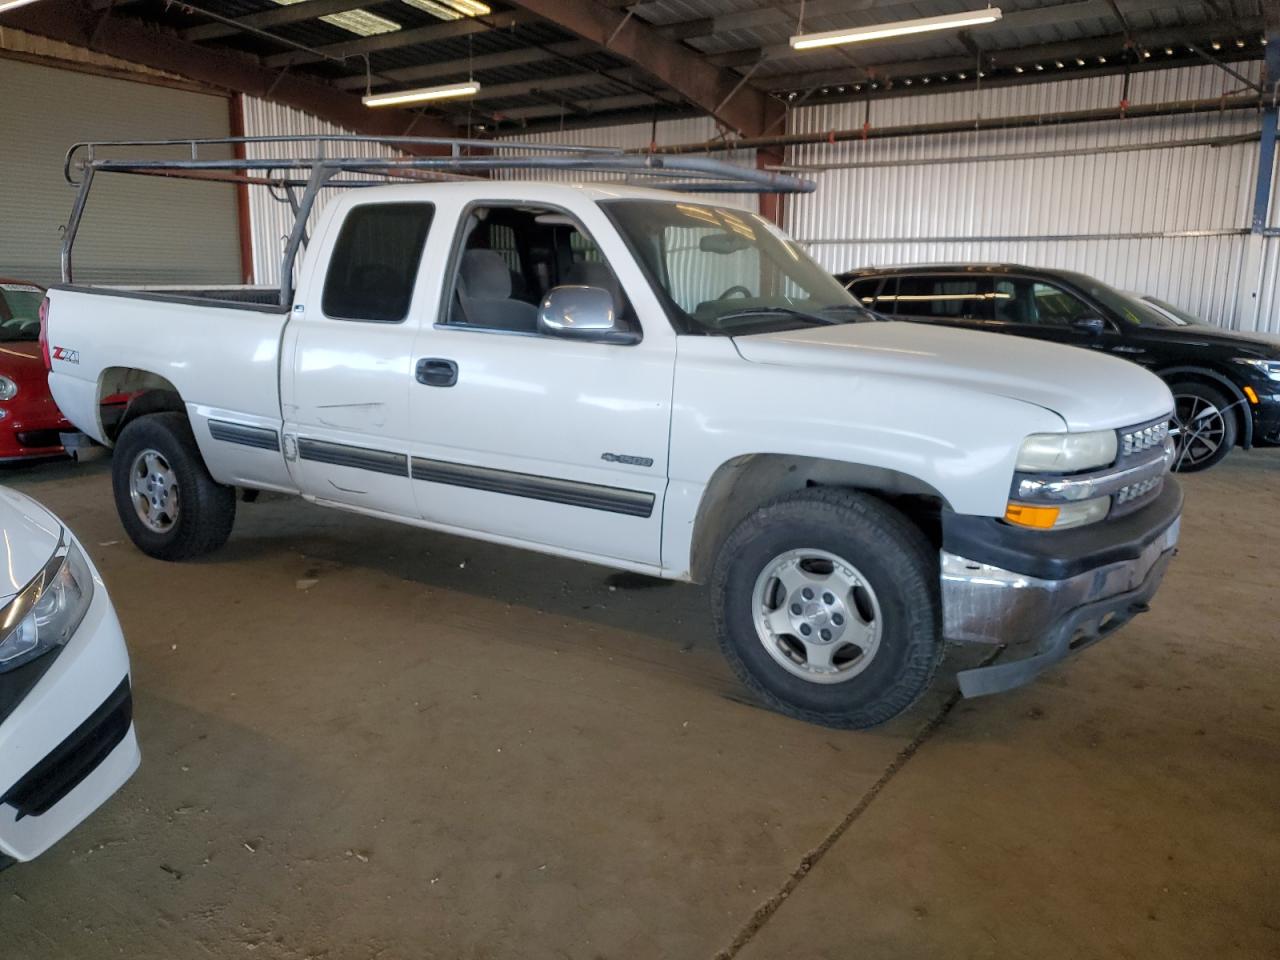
[0,549,139,864]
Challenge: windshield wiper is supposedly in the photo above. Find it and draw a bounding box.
[716,306,846,326]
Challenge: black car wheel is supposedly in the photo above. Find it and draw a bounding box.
[1169,382,1237,473]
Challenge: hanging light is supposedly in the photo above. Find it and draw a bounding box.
[363,80,481,107]
[790,7,1002,50]
[0,0,44,10]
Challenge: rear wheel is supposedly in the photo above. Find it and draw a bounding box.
[1169,382,1236,472]
[710,488,943,729]
[112,412,235,560]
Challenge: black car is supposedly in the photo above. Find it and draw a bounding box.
[838,264,1280,472]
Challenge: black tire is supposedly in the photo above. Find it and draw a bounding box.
[1169,381,1237,473]
[112,412,236,560]
[710,488,943,729]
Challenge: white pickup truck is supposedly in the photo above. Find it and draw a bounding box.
[41,143,1182,728]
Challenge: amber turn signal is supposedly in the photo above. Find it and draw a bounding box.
[1243,385,1259,405]
[1004,502,1061,529]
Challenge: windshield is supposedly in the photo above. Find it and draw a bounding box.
[0,284,43,342]
[1055,272,1183,328]
[603,200,869,335]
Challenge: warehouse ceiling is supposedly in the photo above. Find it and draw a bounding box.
[1,0,1270,140]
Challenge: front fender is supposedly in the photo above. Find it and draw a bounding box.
[661,338,1065,577]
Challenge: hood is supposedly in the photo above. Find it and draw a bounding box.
[733,321,1173,431]
[1134,324,1280,356]
[0,486,64,605]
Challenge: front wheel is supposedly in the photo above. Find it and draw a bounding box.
[1169,381,1237,473]
[112,412,236,560]
[710,488,943,729]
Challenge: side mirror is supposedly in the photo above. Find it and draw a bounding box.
[1070,316,1107,335]
[538,285,638,344]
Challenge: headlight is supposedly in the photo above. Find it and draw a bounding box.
[0,375,17,401]
[1005,496,1110,530]
[0,538,94,673]
[1015,430,1117,473]
[1235,358,1280,381]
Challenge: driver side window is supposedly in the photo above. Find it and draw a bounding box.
[443,204,634,337]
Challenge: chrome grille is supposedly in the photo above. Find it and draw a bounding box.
[1114,475,1164,506]
[1121,421,1169,457]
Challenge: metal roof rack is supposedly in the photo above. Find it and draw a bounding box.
[60,134,814,295]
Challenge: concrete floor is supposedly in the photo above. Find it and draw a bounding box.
[0,450,1277,959]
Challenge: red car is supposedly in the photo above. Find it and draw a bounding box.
[0,279,75,462]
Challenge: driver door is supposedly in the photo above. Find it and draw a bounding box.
[404,200,676,566]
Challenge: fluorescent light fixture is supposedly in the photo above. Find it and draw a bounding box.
[402,0,491,21]
[363,80,481,107]
[270,0,400,37]
[789,7,1002,50]
[0,0,43,10]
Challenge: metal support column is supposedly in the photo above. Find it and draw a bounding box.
[1252,17,1280,234]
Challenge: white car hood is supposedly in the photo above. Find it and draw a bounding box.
[0,486,64,605]
[733,321,1174,431]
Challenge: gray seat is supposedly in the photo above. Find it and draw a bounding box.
[457,249,538,332]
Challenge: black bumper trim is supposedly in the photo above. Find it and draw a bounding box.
[942,479,1182,580]
[0,676,132,821]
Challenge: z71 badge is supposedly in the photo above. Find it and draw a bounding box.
[51,346,80,364]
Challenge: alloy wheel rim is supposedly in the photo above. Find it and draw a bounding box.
[130,448,180,533]
[750,548,883,685]
[1169,394,1226,469]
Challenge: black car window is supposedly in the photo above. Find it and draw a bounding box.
[893,275,993,321]
[846,277,884,307]
[322,202,434,323]
[1030,281,1095,327]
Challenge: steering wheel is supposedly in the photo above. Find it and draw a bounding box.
[717,285,753,300]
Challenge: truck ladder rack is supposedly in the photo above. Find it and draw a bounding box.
[60,134,814,300]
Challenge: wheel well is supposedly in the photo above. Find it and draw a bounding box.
[98,367,184,443]
[1158,367,1251,448]
[687,454,949,584]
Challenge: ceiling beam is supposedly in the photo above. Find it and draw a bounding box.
[757,20,1264,91]
[499,0,780,135]
[488,92,658,122]
[263,9,541,68]
[464,69,644,102]
[0,0,459,143]
[331,39,594,90]
[181,0,371,43]
[699,0,1196,69]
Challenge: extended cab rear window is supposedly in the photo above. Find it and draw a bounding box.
[322,202,434,323]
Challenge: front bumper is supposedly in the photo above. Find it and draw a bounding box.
[940,481,1182,698]
[1250,390,1280,445]
[0,545,138,863]
[0,396,74,461]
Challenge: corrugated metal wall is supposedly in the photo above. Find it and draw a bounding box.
[785,64,1276,332]
[241,97,406,286]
